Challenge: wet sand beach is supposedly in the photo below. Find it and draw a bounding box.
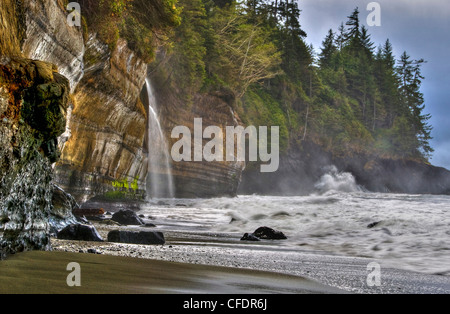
[0,251,339,294]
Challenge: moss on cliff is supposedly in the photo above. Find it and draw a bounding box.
[0,57,70,255]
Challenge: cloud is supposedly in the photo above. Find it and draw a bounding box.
[298,0,450,169]
[386,0,450,19]
[431,140,450,169]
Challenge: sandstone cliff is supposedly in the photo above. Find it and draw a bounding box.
[53,35,149,202]
[15,1,148,203]
[149,68,245,198]
[6,0,244,203]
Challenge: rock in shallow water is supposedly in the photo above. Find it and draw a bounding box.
[241,226,287,241]
[111,210,144,226]
[367,221,382,229]
[240,233,260,242]
[254,227,287,240]
[107,230,165,245]
[57,224,104,242]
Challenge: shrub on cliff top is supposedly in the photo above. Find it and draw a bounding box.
[72,0,180,61]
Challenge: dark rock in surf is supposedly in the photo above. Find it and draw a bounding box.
[367,221,382,229]
[240,233,260,241]
[57,224,104,242]
[107,230,165,245]
[253,227,287,240]
[241,226,287,241]
[111,210,144,226]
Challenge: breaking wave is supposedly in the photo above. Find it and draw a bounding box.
[314,166,363,193]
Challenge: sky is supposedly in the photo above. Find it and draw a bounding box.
[298,0,450,169]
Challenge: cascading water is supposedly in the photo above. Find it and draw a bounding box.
[145,78,175,199]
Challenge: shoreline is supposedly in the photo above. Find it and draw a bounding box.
[1,223,450,294]
[2,212,450,294]
[0,250,341,294]
[46,219,450,294]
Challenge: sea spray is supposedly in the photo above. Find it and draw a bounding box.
[314,166,362,193]
[140,193,450,275]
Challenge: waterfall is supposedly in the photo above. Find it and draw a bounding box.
[145,78,175,199]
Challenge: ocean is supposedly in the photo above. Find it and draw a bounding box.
[141,169,450,277]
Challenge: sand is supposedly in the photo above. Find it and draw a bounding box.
[2,219,449,294]
[0,251,340,294]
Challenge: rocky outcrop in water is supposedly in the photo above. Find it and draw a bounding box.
[239,140,450,195]
[241,227,287,241]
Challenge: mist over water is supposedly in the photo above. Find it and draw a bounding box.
[145,78,175,199]
[141,168,450,276]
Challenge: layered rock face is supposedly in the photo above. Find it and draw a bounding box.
[0,0,147,254]
[4,0,149,203]
[150,73,245,198]
[11,0,245,202]
[53,35,149,202]
[22,0,85,91]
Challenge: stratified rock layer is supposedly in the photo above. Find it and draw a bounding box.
[53,36,149,202]
[149,71,245,198]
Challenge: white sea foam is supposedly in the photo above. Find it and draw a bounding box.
[140,189,450,275]
[314,166,363,193]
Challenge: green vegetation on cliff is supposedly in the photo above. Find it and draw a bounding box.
[68,0,432,162]
[68,0,181,62]
[161,0,433,162]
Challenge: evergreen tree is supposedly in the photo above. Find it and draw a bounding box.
[169,0,207,98]
[361,26,375,55]
[336,22,346,50]
[159,2,434,161]
[396,52,433,157]
[345,7,361,48]
[319,29,337,68]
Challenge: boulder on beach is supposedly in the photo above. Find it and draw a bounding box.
[253,227,287,240]
[241,226,287,241]
[107,230,165,245]
[57,224,104,242]
[240,233,260,241]
[111,210,144,226]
